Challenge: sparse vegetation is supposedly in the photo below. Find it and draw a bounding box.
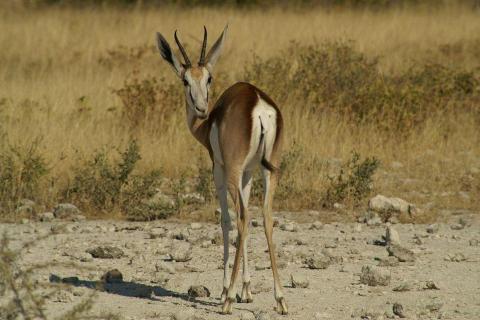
[0,4,479,220]
[0,139,49,218]
[322,152,380,208]
[62,140,168,219]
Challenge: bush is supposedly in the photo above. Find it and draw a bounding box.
[322,152,380,208]
[63,140,170,219]
[0,139,49,216]
[244,41,480,135]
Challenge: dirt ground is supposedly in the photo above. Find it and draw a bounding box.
[1,210,479,320]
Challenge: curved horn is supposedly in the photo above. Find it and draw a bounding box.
[174,30,191,67]
[199,26,208,66]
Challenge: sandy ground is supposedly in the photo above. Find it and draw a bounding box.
[1,211,479,320]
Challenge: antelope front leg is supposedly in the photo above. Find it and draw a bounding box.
[214,164,231,303]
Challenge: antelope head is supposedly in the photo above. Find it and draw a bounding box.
[156,26,228,119]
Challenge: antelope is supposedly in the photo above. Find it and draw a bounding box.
[155,26,287,315]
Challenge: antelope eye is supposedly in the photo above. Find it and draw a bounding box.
[183,79,189,86]
[207,76,212,84]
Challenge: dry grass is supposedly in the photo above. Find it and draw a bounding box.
[1,5,479,220]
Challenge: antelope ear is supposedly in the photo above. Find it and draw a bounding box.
[205,25,228,71]
[156,32,184,77]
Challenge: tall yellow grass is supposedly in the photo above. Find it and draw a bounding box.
[1,6,479,218]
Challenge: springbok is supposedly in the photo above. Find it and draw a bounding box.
[155,26,287,315]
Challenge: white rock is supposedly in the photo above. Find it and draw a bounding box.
[369,195,414,214]
[385,226,401,245]
[189,222,202,230]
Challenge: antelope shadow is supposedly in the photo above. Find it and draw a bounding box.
[49,273,219,308]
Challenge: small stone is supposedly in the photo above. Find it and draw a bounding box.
[280,223,297,232]
[200,240,211,248]
[290,274,309,288]
[393,282,413,292]
[360,265,391,286]
[310,221,323,230]
[38,212,54,222]
[393,303,406,318]
[444,253,466,262]
[424,280,440,290]
[21,218,30,224]
[169,244,192,262]
[251,219,260,227]
[469,239,479,246]
[304,254,331,269]
[255,262,271,270]
[295,238,307,245]
[450,223,464,230]
[155,261,176,274]
[187,285,210,298]
[386,244,415,262]
[53,203,80,219]
[426,224,439,233]
[87,246,124,259]
[190,222,202,230]
[385,226,401,245]
[101,269,123,283]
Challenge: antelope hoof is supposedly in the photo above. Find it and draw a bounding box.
[220,287,228,303]
[239,281,253,303]
[275,297,288,315]
[221,297,234,314]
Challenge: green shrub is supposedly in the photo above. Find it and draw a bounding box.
[244,41,480,135]
[63,140,170,219]
[322,152,380,208]
[0,139,49,216]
